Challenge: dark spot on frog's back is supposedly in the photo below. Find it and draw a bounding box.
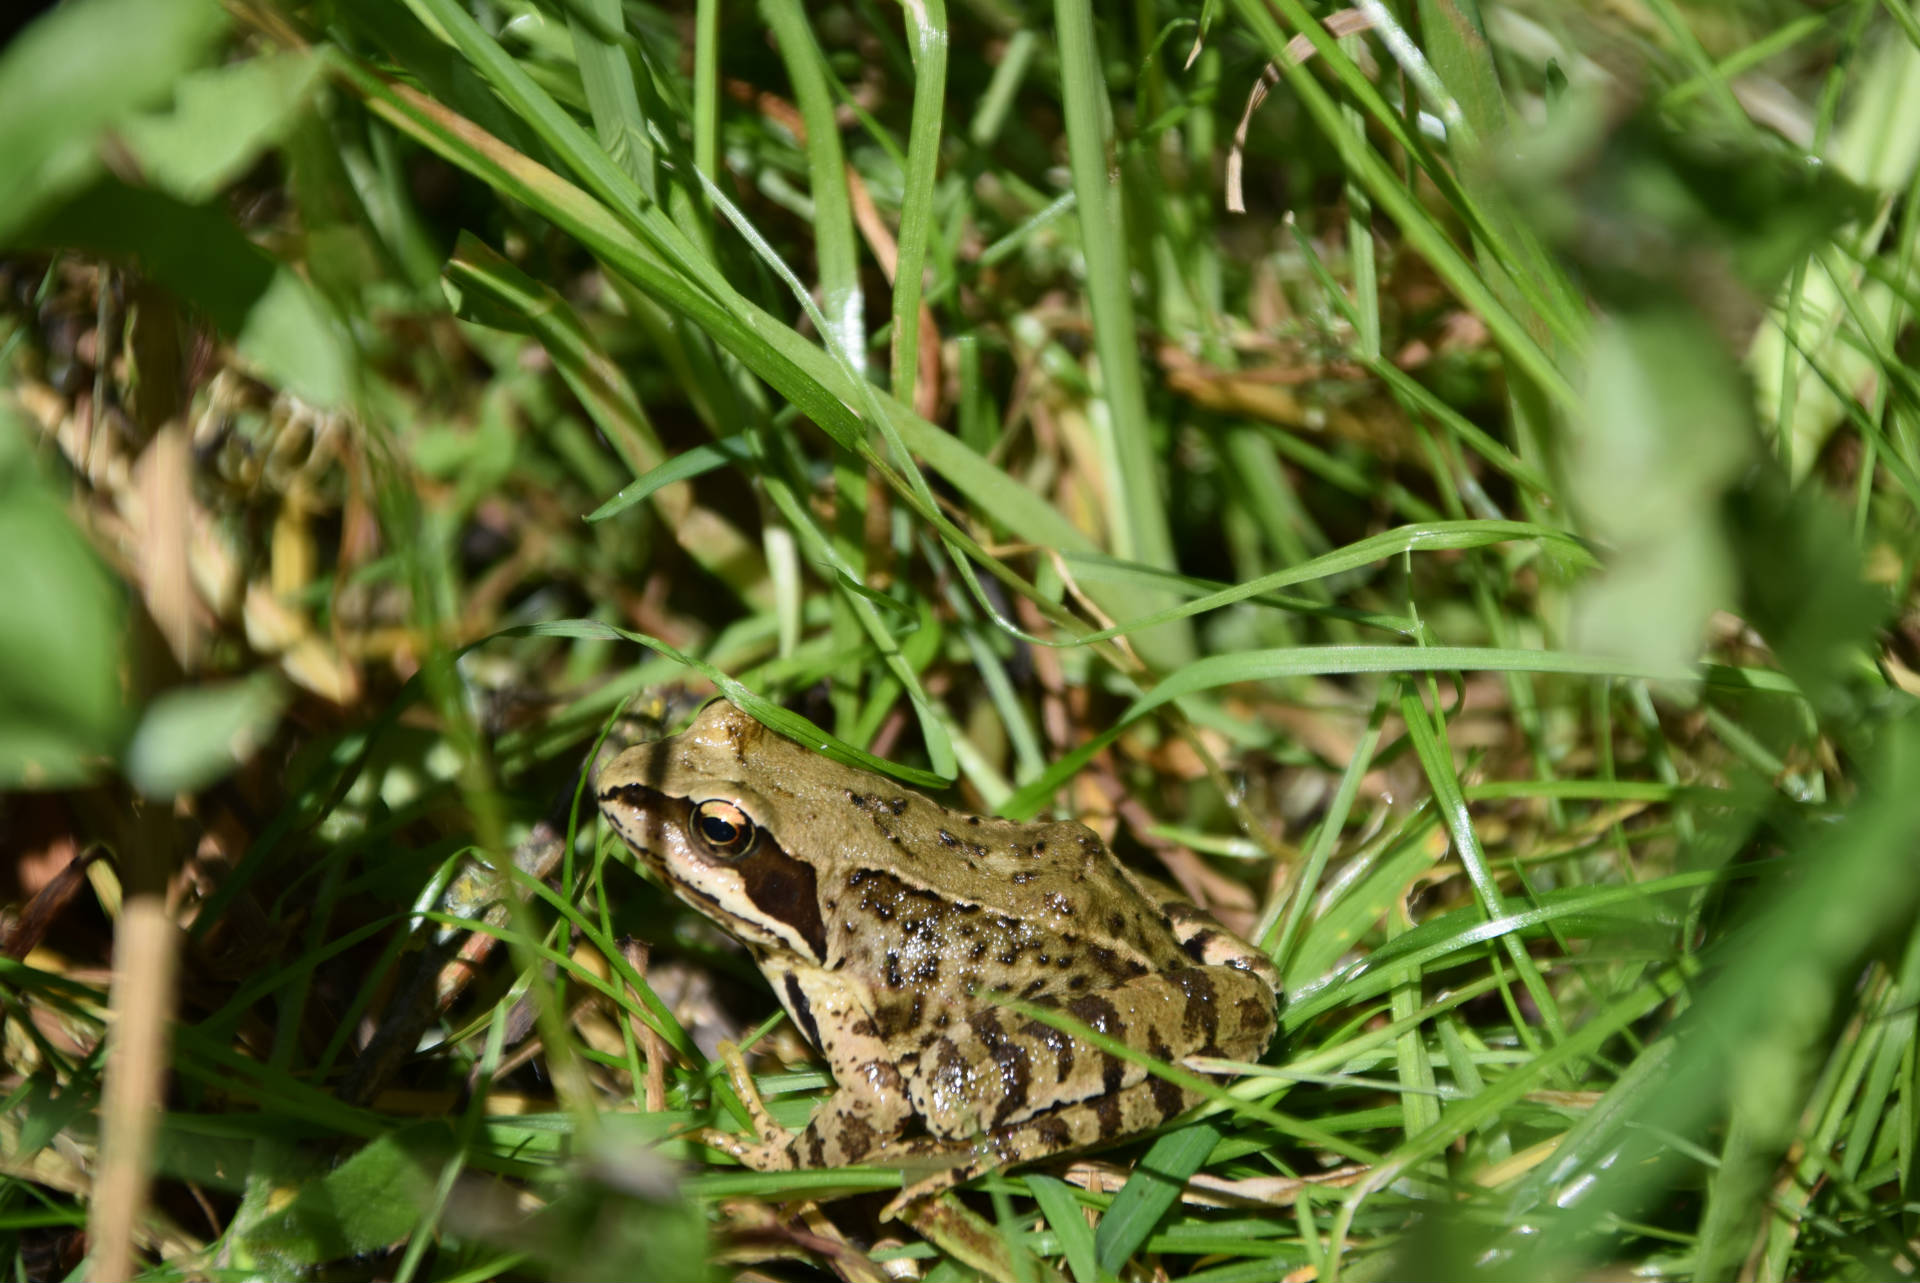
[888,797,908,816]
[1086,943,1149,983]
[1064,994,1120,1036]
[1146,1030,1186,1120]
[1021,1015,1075,1082]
[1033,1115,1072,1150]
[736,842,829,959]
[1173,968,1221,1049]
[992,1044,1032,1125]
[871,994,923,1039]
[1240,993,1276,1038]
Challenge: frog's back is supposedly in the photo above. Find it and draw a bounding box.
[769,763,1185,981]
[679,703,1199,981]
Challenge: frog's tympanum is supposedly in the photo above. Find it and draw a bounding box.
[597,700,1281,1206]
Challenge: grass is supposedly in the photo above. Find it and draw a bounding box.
[1,0,1917,1279]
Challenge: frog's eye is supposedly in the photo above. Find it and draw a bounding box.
[690,800,758,858]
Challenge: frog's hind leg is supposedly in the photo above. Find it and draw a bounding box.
[877,1075,1206,1220]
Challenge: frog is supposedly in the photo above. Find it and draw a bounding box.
[595,698,1282,1211]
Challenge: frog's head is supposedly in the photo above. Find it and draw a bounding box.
[596,701,828,963]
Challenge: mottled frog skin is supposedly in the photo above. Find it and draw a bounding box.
[596,700,1280,1203]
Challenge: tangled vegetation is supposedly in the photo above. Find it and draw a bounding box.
[2,0,1918,1279]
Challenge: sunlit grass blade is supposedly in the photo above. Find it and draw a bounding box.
[1055,0,1194,667]
[888,0,946,412]
[1056,521,1590,645]
[501,619,947,787]
[1001,645,1792,820]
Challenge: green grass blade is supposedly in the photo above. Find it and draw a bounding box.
[1055,0,1193,666]
[890,0,947,411]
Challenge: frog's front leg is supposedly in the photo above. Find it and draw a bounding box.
[701,1040,920,1171]
[700,968,917,1171]
[695,1039,799,1171]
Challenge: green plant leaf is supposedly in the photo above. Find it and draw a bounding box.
[117,50,323,202]
[125,674,290,799]
[15,179,351,407]
[238,1126,446,1263]
[0,409,127,787]
[0,0,227,239]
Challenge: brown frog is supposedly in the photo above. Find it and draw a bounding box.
[596,699,1280,1208]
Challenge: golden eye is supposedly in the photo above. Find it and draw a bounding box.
[691,800,757,857]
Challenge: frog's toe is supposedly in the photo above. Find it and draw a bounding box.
[691,1124,799,1172]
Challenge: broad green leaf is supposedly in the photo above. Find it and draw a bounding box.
[1570,311,1749,676]
[117,51,323,202]
[238,1127,445,1263]
[125,673,290,799]
[17,180,351,407]
[0,409,127,787]
[0,0,226,239]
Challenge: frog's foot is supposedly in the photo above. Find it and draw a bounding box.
[698,1039,801,1172]
[878,1076,1204,1220]
[690,1124,799,1171]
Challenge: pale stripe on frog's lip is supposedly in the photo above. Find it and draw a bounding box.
[598,780,830,961]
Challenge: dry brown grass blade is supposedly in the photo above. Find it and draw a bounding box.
[1227,9,1378,214]
[87,890,179,1281]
